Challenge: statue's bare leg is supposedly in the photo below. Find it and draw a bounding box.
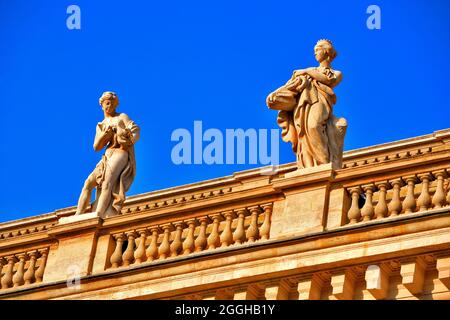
[95,150,128,217]
[75,173,97,214]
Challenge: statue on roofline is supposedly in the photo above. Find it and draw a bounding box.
[75,91,140,218]
[266,39,347,170]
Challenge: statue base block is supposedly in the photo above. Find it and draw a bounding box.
[58,212,100,224]
[270,163,335,238]
[284,163,334,178]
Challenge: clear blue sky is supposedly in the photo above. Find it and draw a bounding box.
[1,0,449,222]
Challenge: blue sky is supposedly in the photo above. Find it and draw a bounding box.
[1,0,449,222]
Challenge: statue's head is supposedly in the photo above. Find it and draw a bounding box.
[314,39,337,63]
[99,91,119,115]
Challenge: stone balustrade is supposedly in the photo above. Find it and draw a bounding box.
[345,168,450,225]
[0,248,49,290]
[108,203,273,269]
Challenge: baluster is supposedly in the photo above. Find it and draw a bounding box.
[158,224,172,259]
[220,211,235,247]
[347,187,362,224]
[361,184,375,222]
[207,214,222,250]
[35,249,48,283]
[417,173,432,211]
[432,170,447,208]
[122,232,136,266]
[374,182,388,219]
[233,208,247,245]
[246,206,261,242]
[447,169,450,205]
[24,251,38,285]
[182,219,197,255]
[1,256,16,289]
[259,203,273,240]
[12,254,26,287]
[110,233,125,268]
[146,227,160,261]
[134,229,147,264]
[402,176,417,214]
[388,179,403,216]
[195,216,209,252]
[170,222,184,257]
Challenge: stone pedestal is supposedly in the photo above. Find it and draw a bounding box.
[44,213,103,283]
[58,211,99,224]
[270,163,335,238]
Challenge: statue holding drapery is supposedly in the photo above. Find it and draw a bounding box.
[75,91,140,218]
[266,39,347,170]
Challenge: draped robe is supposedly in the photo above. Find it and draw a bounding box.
[267,69,347,169]
[91,116,139,217]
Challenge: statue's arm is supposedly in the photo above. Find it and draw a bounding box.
[119,113,140,144]
[93,123,113,151]
[292,67,314,77]
[304,69,342,87]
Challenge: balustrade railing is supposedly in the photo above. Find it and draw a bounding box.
[108,203,273,269]
[345,169,450,225]
[0,248,49,290]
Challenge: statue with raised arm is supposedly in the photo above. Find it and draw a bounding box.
[75,91,140,218]
[266,39,347,170]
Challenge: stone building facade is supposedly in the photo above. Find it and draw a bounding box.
[0,129,449,300]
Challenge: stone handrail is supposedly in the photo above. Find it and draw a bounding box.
[108,203,273,269]
[0,248,48,291]
[344,169,450,225]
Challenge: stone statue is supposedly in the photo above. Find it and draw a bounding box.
[75,91,140,218]
[266,39,347,170]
